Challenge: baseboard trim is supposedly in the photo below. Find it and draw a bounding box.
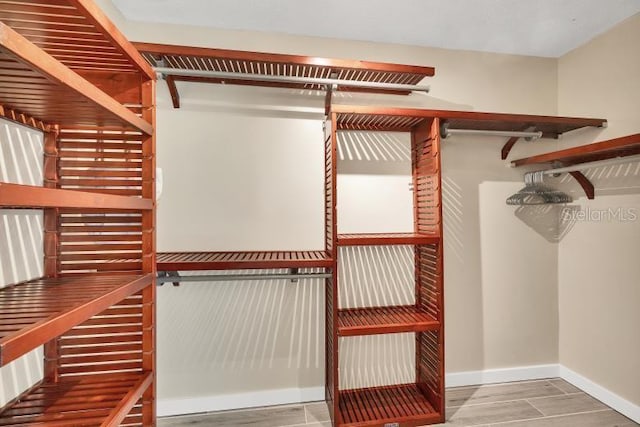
[445,364,560,388]
[158,365,640,423]
[559,365,640,423]
[157,386,324,417]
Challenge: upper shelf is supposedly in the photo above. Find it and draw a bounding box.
[134,42,435,108]
[332,105,606,136]
[0,22,153,134]
[511,133,640,167]
[157,251,333,271]
[0,273,153,367]
[0,0,154,79]
[135,42,434,85]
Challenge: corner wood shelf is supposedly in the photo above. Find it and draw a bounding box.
[0,372,152,426]
[0,183,153,211]
[338,305,439,337]
[0,273,153,367]
[157,251,333,271]
[0,21,152,134]
[338,232,439,246]
[338,384,441,426]
[511,133,640,199]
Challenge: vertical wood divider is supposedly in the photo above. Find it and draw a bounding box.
[141,78,157,426]
[43,125,60,383]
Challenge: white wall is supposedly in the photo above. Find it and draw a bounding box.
[95,0,611,414]
[557,13,640,405]
[0,118,44,407]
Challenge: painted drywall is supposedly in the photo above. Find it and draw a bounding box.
[0,118,44,407]
[557,13,640,405]
[95,0,594,409]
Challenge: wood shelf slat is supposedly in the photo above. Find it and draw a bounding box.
[0,182,152,210]
[337,232,439,246]
[0,372,152,426]
[0,273,153,366]
[333,105,606,135]
[157,251,333,271]
[511,133,640,167]
[338,383,441,426]
[0,21,153,134]
[338,305,439,336]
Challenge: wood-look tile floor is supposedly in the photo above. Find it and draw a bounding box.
[158,378,638,427]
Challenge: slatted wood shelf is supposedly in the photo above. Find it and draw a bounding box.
[0,182,152,210]
[333,105,606,136]
[0,21,153,134]
[0,0,154,79]
[338,305,439,336]
[338,383,441,426]
[0,273,153,366]
[157,251,334,271]
[0,372,152,426]
[511,133,640,167]
[134,42,434,102]
[337,232,439,246]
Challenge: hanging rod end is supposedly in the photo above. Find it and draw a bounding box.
[440,122,450,139]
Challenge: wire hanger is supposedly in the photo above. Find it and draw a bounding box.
[506,171,572,205]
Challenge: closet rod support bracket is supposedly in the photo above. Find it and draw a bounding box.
[568,171,595,199]
[501,136,521,160]
[158,271,181,286]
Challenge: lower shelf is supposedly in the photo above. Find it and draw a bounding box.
[338,383,441,427]
[0,372,152,426]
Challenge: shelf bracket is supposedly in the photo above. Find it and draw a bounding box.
[501,136,520,160]
[568,171,595,199]
[166,75,181,109]
[501,127,540,160]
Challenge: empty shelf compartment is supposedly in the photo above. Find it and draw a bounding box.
[0,273,153,366]
[338,305,439,336]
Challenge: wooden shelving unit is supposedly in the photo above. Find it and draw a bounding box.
[326,107,445,426]
[0,1,156,425]
[511,133,640,199]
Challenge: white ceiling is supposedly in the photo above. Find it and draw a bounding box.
[112,0,640,57]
